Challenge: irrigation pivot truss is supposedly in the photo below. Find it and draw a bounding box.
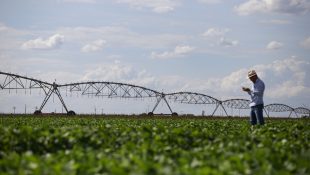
[60,82,164,115]
[0,71,309,117]
[161,92,220,116]
[60,82,159,98]
[263,103,305,118]
[294,107,310,116]
[0,71,74,115]
[0,71,52,93]
[222,99,251,110]
[0,71,164,115]
[164,92,244,116]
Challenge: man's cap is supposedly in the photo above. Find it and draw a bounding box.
[248,70,257,78]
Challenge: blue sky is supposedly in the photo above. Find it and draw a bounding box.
[0,0,310,115]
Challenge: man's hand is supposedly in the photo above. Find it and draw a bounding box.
[242,87,250,92]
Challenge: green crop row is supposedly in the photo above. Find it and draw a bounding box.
[0,116,309,175]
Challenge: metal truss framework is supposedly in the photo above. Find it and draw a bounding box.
[0,72,74,114]
[264,103,298,118]
[0,72,52,93]
[222,99,251,109]
[0,71,164,115]
[60,82,159,98]
[163,92,221,116]
[1,71,309,117]
[294,107,310,117]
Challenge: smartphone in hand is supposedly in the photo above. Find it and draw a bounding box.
[242,87,250,92]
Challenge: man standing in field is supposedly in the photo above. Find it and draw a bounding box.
[242,70,265,125]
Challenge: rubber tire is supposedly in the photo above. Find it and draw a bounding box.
[34,110,42,115]
[172,112,178,116]
[67,110,76,116]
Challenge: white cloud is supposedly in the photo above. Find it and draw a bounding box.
[151,45,195,59]
[116,0,179,13]
[178,57,310,101]
[234,0,267,15]
[81,39,106,53]
[198,0,222,4]
[0,23,9,32]
[251,57,310,98]
[1,55,309,112]
[174,45,195,55]
[235,0,310,15]
[80,61,159,89]
[21,34,64,50]
[203,28,238,47]
[266,41,283,50]
[62,0,96,3]
[268,81,307,98]
[36,71,82,84]
[301,37,310,49]
[82,62,134,81]
[153,6,174,13]
[58,26,187,49]
[259,19,291,25]
[79,61,190,92]
[202,28,229,38]
[219,37,239,47]
[219,68,249,93]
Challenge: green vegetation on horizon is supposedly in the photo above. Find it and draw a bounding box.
[0,116,309,175]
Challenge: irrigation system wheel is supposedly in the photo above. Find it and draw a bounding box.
[67,110,76,116]
[172,112,178,116]
[34,110,42,115]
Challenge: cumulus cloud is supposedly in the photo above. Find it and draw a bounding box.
[255,58,310,98]
[266,41,283,50]
[82,62,135,81]
[203,28,238,47]
[151,45,195,59]
[116,0,179,13]
[81,39,106,52]
[219,38,239,47]
[202,28,230,38]
[177,57,310,101]
[80,61,158,89]
[21,34,64,50]
[80,61,191,92]
[235,0,310,15]
[218,69,251,97]
[301,37,310,49]
[4,55,308,109]
[245,57,309,99]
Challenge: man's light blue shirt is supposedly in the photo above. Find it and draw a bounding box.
[248,78,265,107]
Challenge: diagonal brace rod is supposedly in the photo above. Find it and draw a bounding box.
[152,95,173,114]
[211,103,228,117]
[39,83,69,113]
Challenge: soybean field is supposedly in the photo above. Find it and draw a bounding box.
[0,116,309,175]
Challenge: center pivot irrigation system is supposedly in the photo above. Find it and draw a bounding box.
[0,71,309,117]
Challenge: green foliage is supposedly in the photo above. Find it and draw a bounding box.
[0,116,309,175]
